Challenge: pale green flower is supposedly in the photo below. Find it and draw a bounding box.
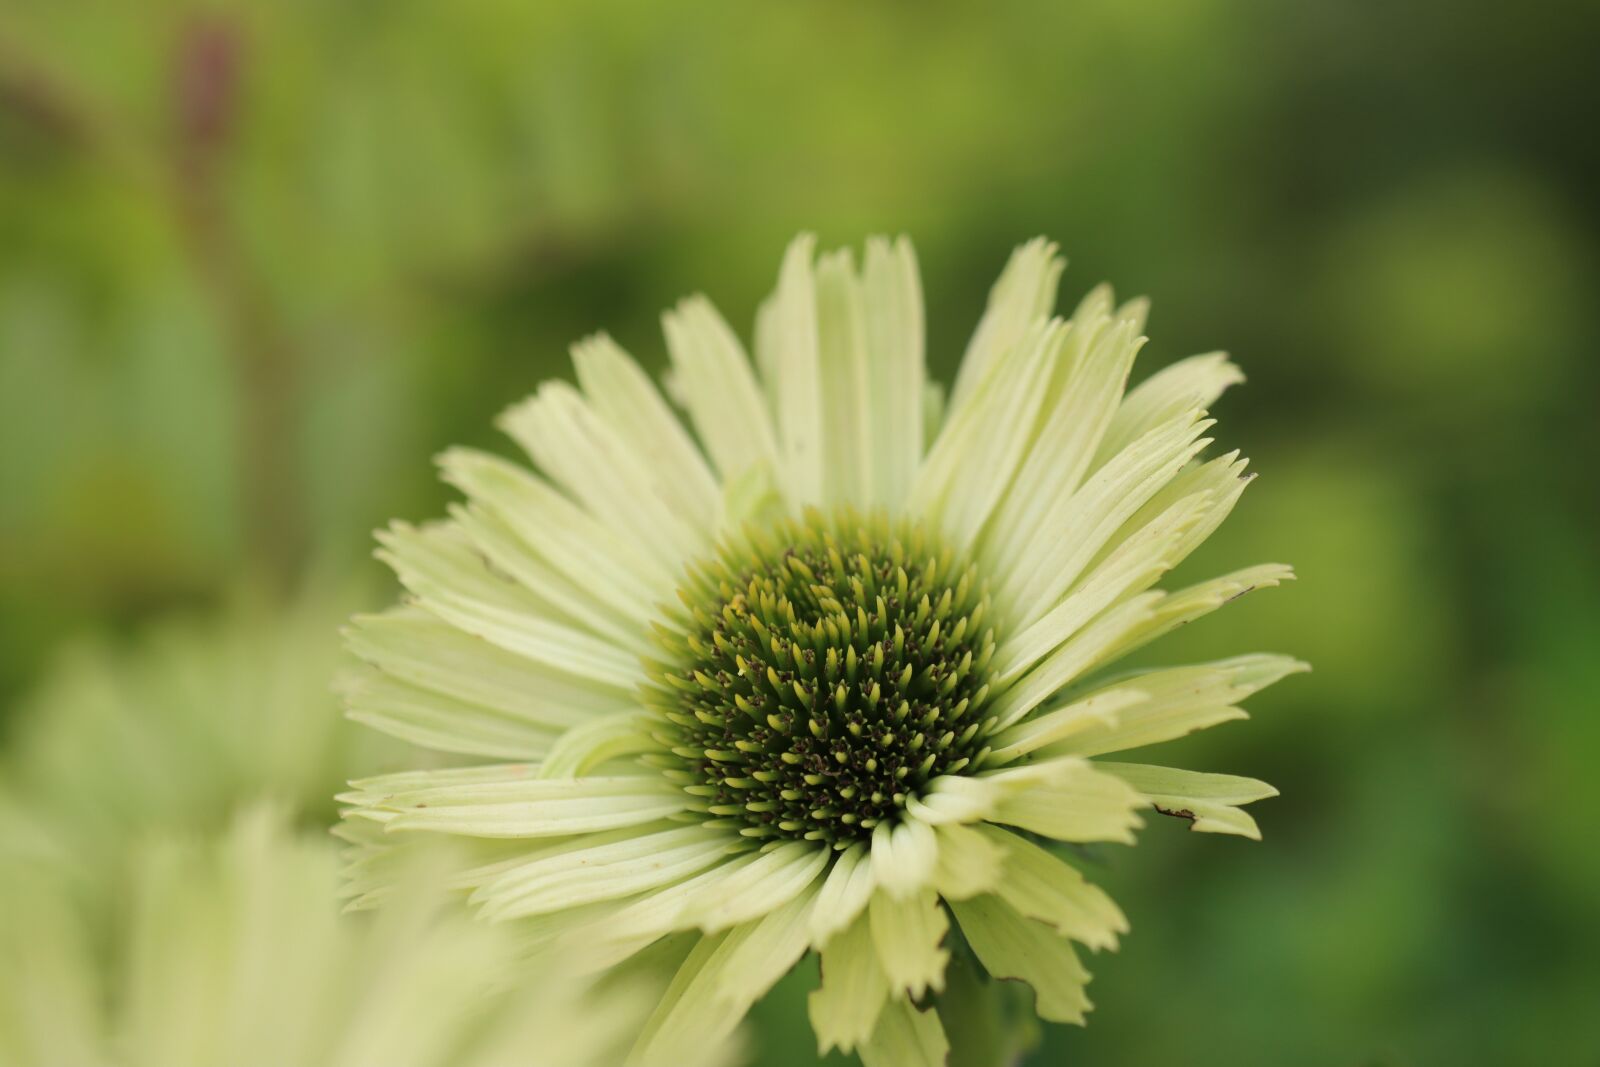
[0,584,397,904]
[0,804,729,1067]
[341,235,1305,1064]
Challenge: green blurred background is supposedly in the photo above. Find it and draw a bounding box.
[3,1,1597,1064]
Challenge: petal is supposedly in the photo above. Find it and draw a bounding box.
[662,295,780,483]
[469,824,733,921]
[536,713,659,779]
[983,757,1146,844]
[930,822,1006,902]
[988,592,1164,730]
[980,315,1144,573]
[438,446,672,615]
[1092,563,1297,667]
[447,501,649,652]
[353,772,687,839]
[1095,350,1243,467]
[808,910,889,1054]
[868,888,949,999]
[903,774,1004,825]
[572,333,722,528]
[677,841,829,933]
[949,237,1063,415]
[998,411,1213,630]
[705,881,820,1005]
[1085,451,1251,584]
[859,998,949,1067]
[809,843,875,945]
[814,247,875,506]
[979,826,1127,951]
[338,664,556,761]
[910,317,1065,550]
[870,816,938,899]
[755,234,825,506]
[627,882,821,1066]
[949,894,1094,1025]
[862,236,925,511]
[1039,654,1309,760]
[1095,762,1278,839]
[374,522,643,689]
[986,686,1148,765]
[344,608,630,733]
[993,485,1223,683]
[623,931,735,1067]
[498,381,708,570]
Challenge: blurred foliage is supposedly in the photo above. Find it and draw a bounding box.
[2,0,1597,1064]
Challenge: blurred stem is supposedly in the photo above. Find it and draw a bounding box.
[170,16,304,584]
[1,25,305,586]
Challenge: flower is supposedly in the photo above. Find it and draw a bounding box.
[340,235,1305,1065]
[0,805,732,1067]
[0,583,399,909]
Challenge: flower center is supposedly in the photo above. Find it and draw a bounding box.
[643,510,1000,847]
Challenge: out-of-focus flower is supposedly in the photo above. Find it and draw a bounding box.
[340,235,1303,1064]
[0,804,730,1067]
[0,583,398,901]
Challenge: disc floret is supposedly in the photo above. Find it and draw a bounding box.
[644,510,1000,847]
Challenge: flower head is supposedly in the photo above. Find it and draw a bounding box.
[341,235,1304,1064]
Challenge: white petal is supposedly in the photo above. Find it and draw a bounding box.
[339,664,556,760]
[593,853,764,951]
[623,931,737,1067]
[357,773,687,839]
[536,713,659,779]
[809,843,875,944]
[858,998,949,1067]
[498,381,707,570]
[930,822,1006,902]
[1082,450,1251,585]
[572,333,723,526]
[814,247,875,506]
[470,824,732,921]
[438,446,671,616]
[993,486,1220,682]
[1095,762,1278,839]
[808,910,889,1054]
[910,318,1065,550]
[1092,563,1296,666]
[345,608,630,728]
[623,890,820,1063]
[862,236,925,511]
[375,522,642,689]
[998,411,1212,629]
[677,841,828,934]
[1040,654,1309,759]
[755,234,824,506]
[979,826,1127,951]
[1096,350,1243,468]
[868,888,949,999]
[982,757,1146,844]
[870,816,938,899]
[662,295,781,483]
[949,894,1094,1024]
[448,501,649,652]
[980,317,1142,573]
[902,774,1003,825]
[949,237,1063,415]
[986,686,1148,765]
[987,592,1163,730]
